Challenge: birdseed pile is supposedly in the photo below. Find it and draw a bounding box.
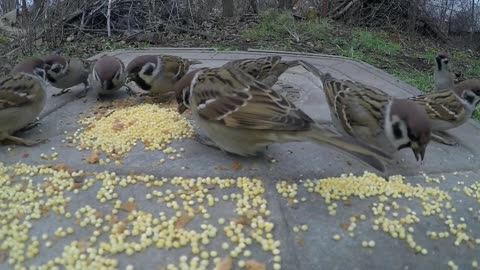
[1,162,479,270]
[65,103,194,161]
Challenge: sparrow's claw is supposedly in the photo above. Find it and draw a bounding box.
[3,135,48,146]
[76,87,90,99]
[18,121,41,132]
[431,132,458,146]
[124,85,138,97]
[52,88,72,97]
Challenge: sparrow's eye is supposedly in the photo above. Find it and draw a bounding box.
[143,64,155,76]
[51,65,62,73]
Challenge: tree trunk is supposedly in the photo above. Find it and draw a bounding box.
[471,0,475,46]
[222,0,234,17]
[249,0,258,14]
[278,0,292,10]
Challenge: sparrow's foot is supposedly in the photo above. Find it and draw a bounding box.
[76,87,90,99]
[52,88,72,97]
[3,135,48,146]
[18,120,41,132]
[124,85,138,97]
[431,132,458,146]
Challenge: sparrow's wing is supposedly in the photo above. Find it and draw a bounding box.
[321,74,388,137]
[0,75,40,109]
[190,67,313,131]
[409,90,465,122]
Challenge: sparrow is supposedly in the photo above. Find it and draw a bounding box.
[88,55,133,100]
[1,58,48,146]
[310,67,432,161]
[222,56,301,88]
[126,54,201,102]
[409,79,480,133]
[433,52,455,91]
[42,55,91,97]
[174,66,393,173]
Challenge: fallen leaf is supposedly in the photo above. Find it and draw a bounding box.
[112,121,125,132]
[175,215,193,229]
[85,150,100,164]
[297,237,305,247]
[215,256,232,270]
[113,222,126,234]
[340,223,349,231]
[72,182,83,189]
[246,260,266,270]
[343,200,353,206]
[119,202,137,212]
[53,164,73,172]
[231,161,242,170]
[234,216,250,226]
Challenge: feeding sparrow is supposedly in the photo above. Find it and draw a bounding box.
[305,62,432,161]
[126,54,201,102]
[222,56,301,88]
[174,66,393,172]
[409,79,480,145]
[433,52,455,91]
[1,58,48,146]
[88,55,134,100]
[42,55,91,98]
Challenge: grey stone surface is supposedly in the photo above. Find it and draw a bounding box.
[1,48,479,270]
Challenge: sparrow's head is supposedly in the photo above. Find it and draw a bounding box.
[453,79,480,109]
[11,57,47,81]
[126,55,161,90]
[387,99,432,161]
[42,55,69,83]
[435,52,450,71]
[173,68,206,114]
[93,56,125,90]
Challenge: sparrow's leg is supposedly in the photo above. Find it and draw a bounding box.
[124,85,138,97]
[2,135,48,146]
[18,119,41,132]
[194,133,221,150]
[431,131,458,146]
[52,88,72,97]
[76,85,91,99]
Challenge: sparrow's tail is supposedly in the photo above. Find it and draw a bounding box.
[302,125,392,173]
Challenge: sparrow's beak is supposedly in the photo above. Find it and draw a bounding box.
[412,144,426,161]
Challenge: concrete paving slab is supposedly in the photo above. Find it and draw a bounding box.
[1,48,480,270]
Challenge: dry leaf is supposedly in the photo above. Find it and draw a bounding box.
[297,237,305,247]
[246,260,266,270]
[215,256,232,270]
[175,215,193,229]
[234,216,250,226]
[85,150,100,164]
[231,161,242,170]
[340,223,349,231]
[119,202,137,212]
[112,121,125,132]
[343,200,353,206]
[72,182,83,189]
[52,163,72,171]
[114,222,126,234]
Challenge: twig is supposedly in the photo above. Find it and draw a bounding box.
[107,0,112,37]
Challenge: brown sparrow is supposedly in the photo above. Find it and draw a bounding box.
[1,58,48,146]
[314,69,432,161]
[88,55,133,100]
[126,54,201,102]
[409,79,480,133]
[433,52,455,91]
[174,67,393,172]
[222,56,301,88]
[42,55,91,97]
